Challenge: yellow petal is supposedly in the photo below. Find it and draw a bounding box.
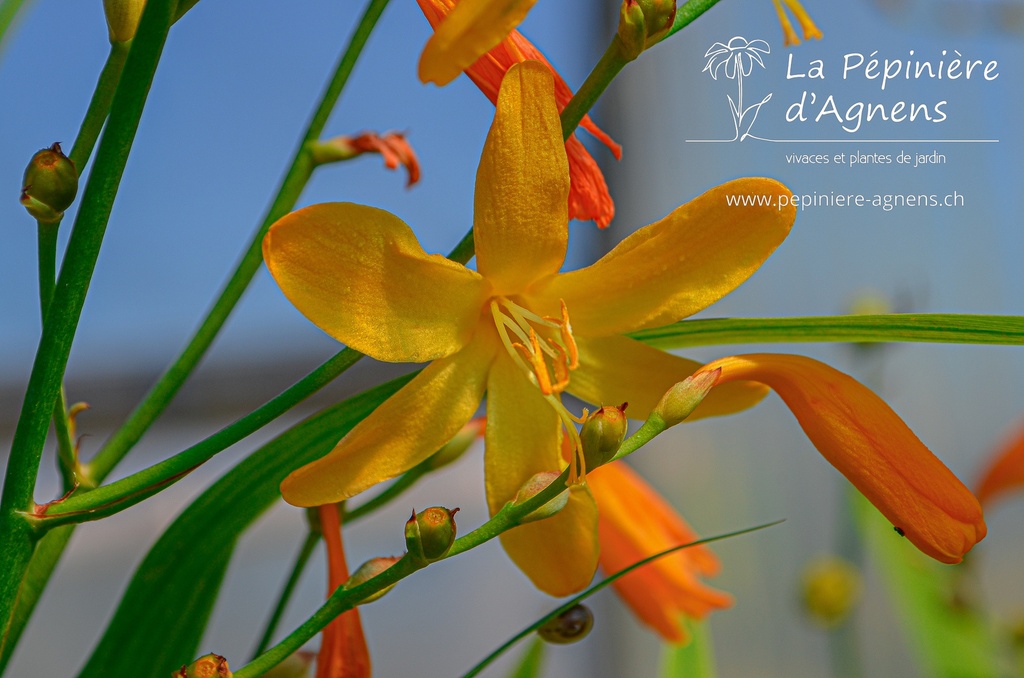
[418,0,538,86]
[264,202,488,363]
[568,335,768,420]
[535,178,795,336]
[501,484,600,597]
[486,352,598,595]
[280,334,495,506]
[698,354,987,564]
[474,61,569,296]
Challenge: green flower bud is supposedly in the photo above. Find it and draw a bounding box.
[344,556,403,603]
[653,368,721,428]
[173,653,232,678]
[405,507,458,564]
[21,142,78,224]
[800,556,862,628]
[580,403,628,470]
[538,604,594,644]
[617,0,676,60]
[511,471,568,524]
[103,0,146,43]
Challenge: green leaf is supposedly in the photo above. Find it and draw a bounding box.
[852,493,1005,677]
[660,619,717,678]
[631,314,1024,349]
[506,638,545,678]
[76,374,412,678]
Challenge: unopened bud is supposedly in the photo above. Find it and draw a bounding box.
[103,0,146,42]
[511,472,569,523]
[580,404,628,470]
[617,0,677,60]
[653,369,721,427]
[262,652,313,678]
[173,653,232,678]
[800,556,862,628]
[405,507,458,564]
[538,604,594,644]
[21,142,78,224]
[344,556,403,603]
[428,418,484,470]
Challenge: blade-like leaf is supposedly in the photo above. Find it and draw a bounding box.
[77,374,413,678]
[632,314,1024,349]
[660,619,717,678]
[506,637,545,678]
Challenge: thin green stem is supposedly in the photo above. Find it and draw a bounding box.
[631,314,1024,349]
[0,0,28,52]
[252,530,320,659]
[559,40,629,142]
[666,0,727,40]
[236,469,575,678]
[0,0,175,654]
[36,222,76,491]
[69,41,131,172]
[89,0,393,482]
[32,349,362,528]
[343,461,431,524]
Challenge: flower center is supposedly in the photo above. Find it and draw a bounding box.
[489,297,590,484]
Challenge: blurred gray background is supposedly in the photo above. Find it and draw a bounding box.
[2,0,1023,676]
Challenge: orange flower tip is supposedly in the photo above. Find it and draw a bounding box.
[580,404,629,470]
[406,506,459,564]
[512,471,570,523]
[310,132,421,188]
[653,368,721,428]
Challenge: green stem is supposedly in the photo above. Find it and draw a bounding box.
[32,349,362,529]
[0,0,175,655]
[559,40,629,142]
[343,460,432,524]
[0,0,27,51]
[236,468,575,678]
[252,530,320,659]
[70,41,131,172]
[36,223,77,491]
[631,314,1024,349]
[666,0,727,40]
[88,0,392,483]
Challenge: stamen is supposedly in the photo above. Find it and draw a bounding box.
[491,301,534,377]
[525,331,555,395]
[772,0,800,46]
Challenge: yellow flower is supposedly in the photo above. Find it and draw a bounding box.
[263,61,794,595]
[418,0,538,86]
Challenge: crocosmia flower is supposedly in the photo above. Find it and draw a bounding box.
[264,61,792,595]
[976,420,1024,508]
[418,0,621,228]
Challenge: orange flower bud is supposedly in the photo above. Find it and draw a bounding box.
[405,506,459,563]
[174,653,232,678]
[580,403,628,470]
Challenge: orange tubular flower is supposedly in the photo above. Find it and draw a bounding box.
[693,354,987,564]
[976,420,1024,508]
[417,0,621,228]
[589,461,731,643]
[316,505,371,678]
